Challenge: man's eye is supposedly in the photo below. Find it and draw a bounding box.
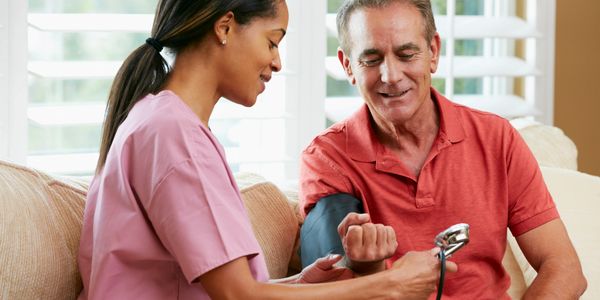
[399,53,415,60]
[361,59,381,66]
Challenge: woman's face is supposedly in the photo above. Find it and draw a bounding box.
[220,0,289,107]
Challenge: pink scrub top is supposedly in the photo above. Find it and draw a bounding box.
[78,90,269,299]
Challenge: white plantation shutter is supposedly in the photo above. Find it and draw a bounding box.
[0,0,326,182]
[324,0,556,125]
[23,8,155,175]
[0,0,555,181]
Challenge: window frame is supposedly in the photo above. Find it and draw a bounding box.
[1,0,28,163]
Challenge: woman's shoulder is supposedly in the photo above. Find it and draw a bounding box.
[125,91,204,137]
[121,91,219,163]
[135,91,200,126]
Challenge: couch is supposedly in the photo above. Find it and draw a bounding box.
[1,121,598,299]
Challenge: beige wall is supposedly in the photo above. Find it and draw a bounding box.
[555,1,600,176]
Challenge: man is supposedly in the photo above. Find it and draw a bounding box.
[299,0,587,298]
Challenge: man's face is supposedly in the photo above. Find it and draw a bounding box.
[338,2,440,125]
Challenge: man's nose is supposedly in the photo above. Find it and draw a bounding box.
[380,58,402,83]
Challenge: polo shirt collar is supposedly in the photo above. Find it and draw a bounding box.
[346,87,465,162]
[433,88,466,144]
[345,104,379,162]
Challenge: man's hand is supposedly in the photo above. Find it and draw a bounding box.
[337,212,398,274]
[296,254,354,283]
[387,248,458,299]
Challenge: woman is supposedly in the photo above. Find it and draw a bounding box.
[78,0,454,299]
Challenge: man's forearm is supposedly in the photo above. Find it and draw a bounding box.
[522,258,587,299]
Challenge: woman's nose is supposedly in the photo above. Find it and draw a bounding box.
[271,52,282,72]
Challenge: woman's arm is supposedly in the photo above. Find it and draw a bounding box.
[198,249,457,300]
[269,254,354,284]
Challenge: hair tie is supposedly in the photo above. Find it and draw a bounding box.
[145,37,163,52]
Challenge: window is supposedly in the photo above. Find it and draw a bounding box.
[325,0,556,126]
[1,0,326,183]
[0,0,555,182]
[24,1,156,176]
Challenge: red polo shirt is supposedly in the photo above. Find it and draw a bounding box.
[299,88,558,299]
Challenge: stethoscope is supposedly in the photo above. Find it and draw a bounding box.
[434,223,470,300]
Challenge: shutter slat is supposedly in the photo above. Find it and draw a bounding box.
[325,95,537,123]
[326,56,540,80]
[326,14,540,39]
[28,61,121,79]
[28,13,153,32]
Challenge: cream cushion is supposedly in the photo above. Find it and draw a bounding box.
[239,181,299,279]
[0,160,87,299]
[507,166,600,299]
[516,123,578,170]
[503,244,528,299]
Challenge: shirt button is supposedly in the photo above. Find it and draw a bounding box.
[415,197,435,208]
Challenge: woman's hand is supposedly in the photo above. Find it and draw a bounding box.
[296,254,354,283]
[386,248,458,299]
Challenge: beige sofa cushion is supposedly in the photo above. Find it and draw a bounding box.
[541,166,600,299]
[518,124,578,170]
[507,166,600,299]
[240,181,299,279]
[502,243,528,299]
[0,160,87,299]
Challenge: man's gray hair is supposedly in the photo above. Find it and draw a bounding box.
[336,0,437,55]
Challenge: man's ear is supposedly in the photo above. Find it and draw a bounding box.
[337,47,356,85]
[429,32,441,74]
[214,11,235,45]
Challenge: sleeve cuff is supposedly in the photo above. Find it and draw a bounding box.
[510,206,560,236]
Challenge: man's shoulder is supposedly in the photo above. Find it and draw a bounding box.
[448,99,512,131]
[306,120,350,150]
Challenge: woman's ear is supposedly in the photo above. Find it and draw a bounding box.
[214,11,235,45]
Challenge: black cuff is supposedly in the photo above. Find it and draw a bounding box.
[299,193,363,268]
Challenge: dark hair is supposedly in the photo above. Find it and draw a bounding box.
[97,0,280,172]
[336,0,436,55]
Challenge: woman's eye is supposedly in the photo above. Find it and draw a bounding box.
[269,41,278,49]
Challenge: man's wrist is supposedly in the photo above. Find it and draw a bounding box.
[344,256,386,276]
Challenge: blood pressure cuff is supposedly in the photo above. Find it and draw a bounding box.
[300,193,363,268]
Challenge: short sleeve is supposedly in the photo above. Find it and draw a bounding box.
[144,159,263,283]
[299,143,354,218]
[506,125,560,236]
